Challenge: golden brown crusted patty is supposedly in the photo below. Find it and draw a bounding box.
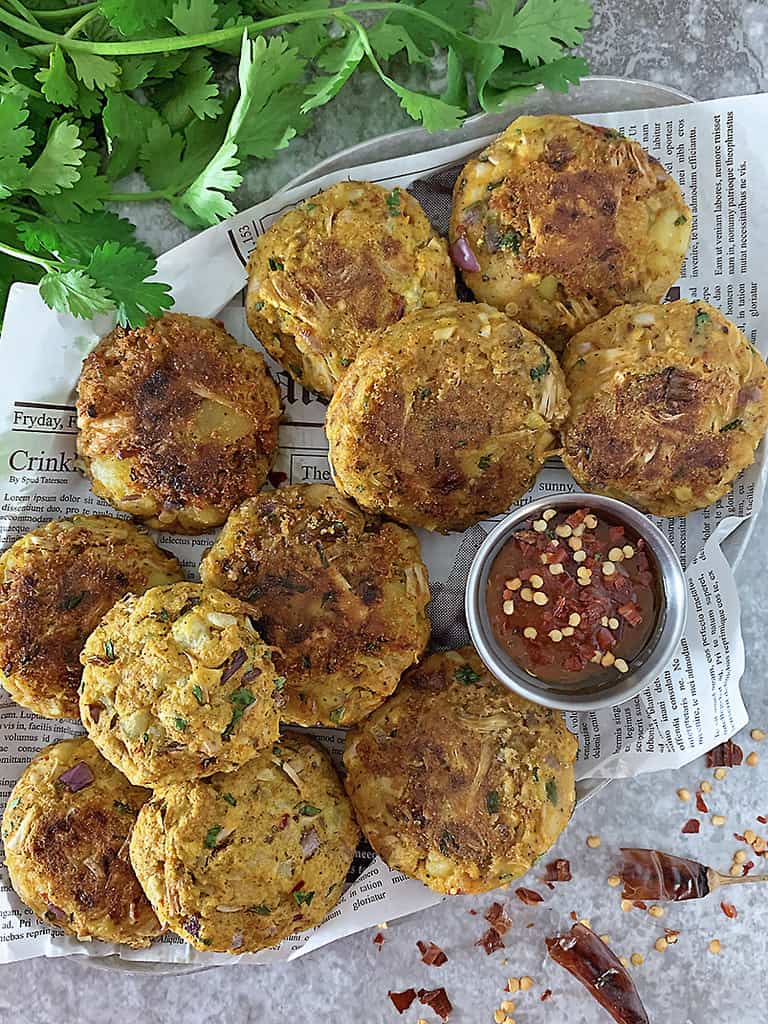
[325,301,569,532]
[561,300,768,516]
[199,484,430,727]
[130,734,360,953]
[343,647,577,895]
[76,313,282,533]
[245,181,456,398]
[2,737,160,947]
[450,115,691,350]
[79,582,283,787]
[0,515,182,719]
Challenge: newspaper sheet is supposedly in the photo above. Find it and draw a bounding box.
[0,92,765,964]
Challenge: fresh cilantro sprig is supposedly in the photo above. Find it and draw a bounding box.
[0,0,593,326]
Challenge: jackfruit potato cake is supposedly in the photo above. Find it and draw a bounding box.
[79,582,283,787]
[1,737,160,947]
[130,734,360,953]
[0,515,182,719]
[200,484,430,727]
[325,301,568,532]
[450,114,691,350]
[245,181,456,398]
[561,300,768,516]
[76,313,282,534]
[343,647,577,895]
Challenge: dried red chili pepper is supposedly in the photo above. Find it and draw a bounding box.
[417,940,448,966]
[706,740,743,767]
[515,887,544,905]
[681,818,700,834]
[543,858,572,882]
[475,927,504,955]
[720,901,738,919]
[417,987,453,1020]
[485,901,512,934]
[388,989,416,1014]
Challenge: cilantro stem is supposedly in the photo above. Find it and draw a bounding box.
[106,190,173,202]
[0,0,40,28]
[6,2,462,58]
[63,8,98,38]
[0,241,52,270]
[36,2,97,21]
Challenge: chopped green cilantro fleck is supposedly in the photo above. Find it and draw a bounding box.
[204,825,223,849]
[272,744,283,757]
[329,706,345,724]
[222,793,237,807]
[545,778,558,806]
[301,655,312,669]
[339,356,353,367]
[455,665,480,685]
[222,688,255,741]
[273,676,286,691]
[530,354,551,381]
[142,732,149,745]
[113,800,132,814]
[486,790,500,814]
[157,608,169,622]
[289,363,304,378]
[61,591,87,611]
[532,766,540,782]
[252,301,264,311]
[386,189,401,216]
[478,454,492,470]
[438,829,458,856]
[498,230,521,253]
[8,797,20,811]
[304,202,318,211]
[268,257,284,271]
[174,716,187,732]
[695,309,711,329]
[103,638,116,662]
[251,904,271,915]
[191,685,205,706]
[417,386,432,400]
[298,803,321,816]
[294,889,315,906]
[720,418,743,432]
[674,214,688,226]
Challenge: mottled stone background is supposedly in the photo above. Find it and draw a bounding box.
[4,2,768,1022]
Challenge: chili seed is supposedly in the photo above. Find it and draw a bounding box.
[530,574,544,589]
[621,899,633,911]
[572,523,586,537]
[676,788,691,801]
[744,829,757,844]
[506,978,520,993]
[578,918,591,928]
[708,939,721,954]
[746,752,759,767]
[584,514,598,529]
[654,938,668,953]
[614,658,629,673]
[503,600,515,615]
[601,652,615,668]
[523,627,537,639]
[555,524,572,538]
[501,1001,516,1013]
[608,617,620,630]
[750,728,766,741]
[568,536,583,550]
[521,588,534,602]
[586,835,601,848]
[607,875,621,887]
[729,864,742,876]
[712,815,726,827]
[649,905,664,918]
[701,780,712,793]
[519,977,534,991]
[533,520,547,532]
[600,934,611,944]
[630,953,644,966]
[569,612,581,626]
[601,616,609,626]
[733,850,747,864]
[577,577,591,587]
[549,563,564,575]
[507,578,522,591]
[619,957,630,967]
[533,591,548,606]
[543,508,557,521]
[494,1011,505,1024]
[549,629,563,642]
[602,561,616,576]
[576,566,590,579]
[623,545,635,558]
[714,767,727,780]
[608,547,625,562]
[562,626,575,636]
[573,550,587,563]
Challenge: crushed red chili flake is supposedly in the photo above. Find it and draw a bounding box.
[664,929,680,942]
[543,858,572,882]
[632,901,648,910]
[706,739,743,767]
[373,932,385,948]
[681,818,700,834]
[695,790,708,813]
[743,860,755,876]
[417,941,448,966]
[475,927,504,955]
[541,989,553,1002]
[485,901,512,935]
[388,989,417,1014]
[467,909,477,915]
[570,910,578,921]
[515,887,544,905]
[757,815,768,825]
[720,901,738,919]
[733,832,747,843]
[417,987,453,1020]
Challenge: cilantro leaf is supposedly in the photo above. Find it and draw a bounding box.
[238,84,310,161]
[19,211,151,264]
[171,138,240,227]
[139,120,187,192]
[35,46,78,107]
[85,241,174,326]
[38,269,113,320]
[98,0,172,36]
[477,0,593,67]
[0,29,32,74]
[26,119,84,196]
[442,46,468,109]
[301,33,364,115]
[37,152,111,220]
[103,93,159,180]
[0,91,34,198]
[169,0,219,35]
[69,51,121,92]
[389,0,475,50]
[386,80,465,133]
[368,21,431,64]
[158,51,222,127]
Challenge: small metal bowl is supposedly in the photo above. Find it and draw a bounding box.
[465,494,687,711]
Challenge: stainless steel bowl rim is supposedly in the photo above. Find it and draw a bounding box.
[464,494,688,711]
